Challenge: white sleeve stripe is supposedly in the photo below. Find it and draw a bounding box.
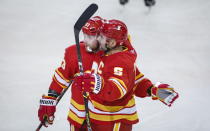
[54,72,70,87]
[109,78,127,95]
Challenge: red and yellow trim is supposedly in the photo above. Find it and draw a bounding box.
[109,77,127,98]
[55,69,70,82]
[53,69,71,88]
[53,76,68,89]
[70,99,85,111]
[89,111,138,122]
[68,98,138,126]
[68,110,85,125]
[135,72,145,85]
[135,72,144,80]
[90,98,135,112]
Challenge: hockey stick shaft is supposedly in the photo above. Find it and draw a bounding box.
[74,3,98,131]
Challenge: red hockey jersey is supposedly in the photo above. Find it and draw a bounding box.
[49,41,153,128]
[68,40,139,127]
[87,46,139,125]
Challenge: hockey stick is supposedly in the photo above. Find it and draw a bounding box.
[36,81,72,131]
[74,3,98,131]
[36,3,98,131]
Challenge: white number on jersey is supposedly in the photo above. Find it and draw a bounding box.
[114,67,123,76]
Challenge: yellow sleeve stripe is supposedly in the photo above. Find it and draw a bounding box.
[53,76,68,89]
[135,73,145,85]
[53,70,71,88]
[55,69,70,82]
[135,72,144,80]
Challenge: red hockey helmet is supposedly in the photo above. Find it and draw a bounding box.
[100,19,128,46]
[82,16,103,36]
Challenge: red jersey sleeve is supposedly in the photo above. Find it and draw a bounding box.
[49,45,78,94]
[134,67,153,97]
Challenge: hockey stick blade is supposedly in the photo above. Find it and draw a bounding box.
[74,3,98,33]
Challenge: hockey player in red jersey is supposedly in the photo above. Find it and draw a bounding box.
[71,19,178,130]
[37,16,104,128]
[37,16,178,130]
[72,19,138,130]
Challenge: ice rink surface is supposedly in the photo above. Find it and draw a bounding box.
[0,0,210,130]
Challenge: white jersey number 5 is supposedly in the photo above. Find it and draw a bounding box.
[114,67,123,76]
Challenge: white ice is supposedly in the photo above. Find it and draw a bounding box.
[0,0,210,131]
